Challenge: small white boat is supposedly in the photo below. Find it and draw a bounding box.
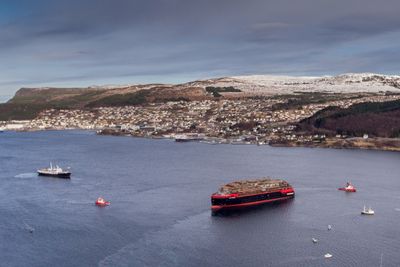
[328,225,332,230]
[324,253,333,258]
[361,205,374,215]
[312,238,318,243]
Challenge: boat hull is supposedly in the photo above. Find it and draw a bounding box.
[361,212,374,215]
[338,188,356,192]
[37,172,71,179]
[211,189,295,213]
[95,202,110,206]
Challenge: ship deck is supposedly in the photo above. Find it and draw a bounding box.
[216,178,291,196]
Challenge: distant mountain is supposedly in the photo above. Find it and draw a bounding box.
[193,73,400,94]
[1,72,399,121]
[0,84,207,120]
[8,73,400,106]
[7,84,207,107]
[9,87,105,106]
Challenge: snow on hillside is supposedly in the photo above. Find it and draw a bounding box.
[18,73,400,97]
[202,73,400,94]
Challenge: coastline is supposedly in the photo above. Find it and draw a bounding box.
[4,127,400,152]
[270,137,400,152]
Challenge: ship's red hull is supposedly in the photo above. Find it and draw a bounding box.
[211,188,295,213]
[338,188,356,192]
[95,201,110,206]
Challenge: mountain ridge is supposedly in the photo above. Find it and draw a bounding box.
[9,72,400,102]
[1,72,400,121]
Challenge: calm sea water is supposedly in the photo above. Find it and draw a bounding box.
[0,130,399,267]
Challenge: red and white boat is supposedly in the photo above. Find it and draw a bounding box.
[95,197,110,206]
[338,182,356,192]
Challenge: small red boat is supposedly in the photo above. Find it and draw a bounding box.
[95,197,110,206]
[338,182,356,192]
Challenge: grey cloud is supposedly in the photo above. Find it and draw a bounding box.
[1,0,400,95]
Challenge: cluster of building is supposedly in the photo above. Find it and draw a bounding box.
[22,99,314,141]
[3,93,400,144]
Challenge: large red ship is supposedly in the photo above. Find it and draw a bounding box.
[211,178,294,213]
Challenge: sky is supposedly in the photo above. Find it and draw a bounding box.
[1,0,400,100]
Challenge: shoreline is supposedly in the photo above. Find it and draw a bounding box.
[270,137,400,152]
[4,128,400,152]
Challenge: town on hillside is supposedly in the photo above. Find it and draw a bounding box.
[1,92,400,150]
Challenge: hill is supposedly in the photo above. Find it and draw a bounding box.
[0,85,213,120]
[297,99,400,138]
[187,73,400,95]
[1,72,400,121]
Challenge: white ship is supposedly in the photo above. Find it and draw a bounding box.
[37,163,71,178]
[361,205,374,215]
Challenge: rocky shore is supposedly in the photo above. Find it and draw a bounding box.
[96,128,400,152]
[270,137,400,152]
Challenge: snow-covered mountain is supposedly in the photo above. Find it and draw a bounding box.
[10,73,400,104]
[187,73,400,95]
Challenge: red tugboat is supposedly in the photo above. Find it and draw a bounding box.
[211,178,295,213]
[338,182,356,192]
[95,197,110,206]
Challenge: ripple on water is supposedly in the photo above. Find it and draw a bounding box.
[14,173,37,179]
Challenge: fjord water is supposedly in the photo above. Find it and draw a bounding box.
[1,131,399,267]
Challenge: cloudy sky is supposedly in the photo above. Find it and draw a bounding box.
[1,0,400,100]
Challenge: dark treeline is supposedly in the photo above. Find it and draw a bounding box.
[298,100,400,138]
[205,86,241,97]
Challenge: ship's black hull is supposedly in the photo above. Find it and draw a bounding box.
[37,172,71,179]
[211,190,294,214]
